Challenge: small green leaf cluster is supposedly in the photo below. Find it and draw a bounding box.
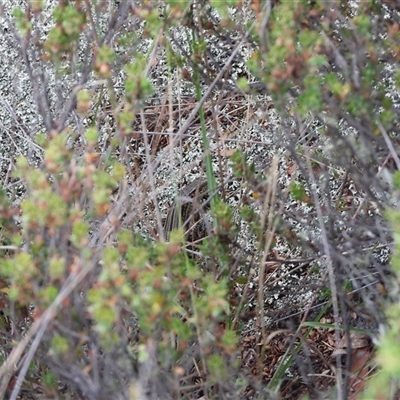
[12,8,32,36]
[44,4,86,57]
[124,56,154,103]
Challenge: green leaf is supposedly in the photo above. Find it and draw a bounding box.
[290,181,308,202]
[51,335,69,355]
[84,127,99,144]
[49,256,65,280]
[393,172,400,191]
[12,8,32,36]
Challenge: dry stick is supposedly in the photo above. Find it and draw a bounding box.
[258,0,272,54]
[140,31,167,241]
[378,121,400,170]
[267,239,392,322]
[303,146,344,400]
[272,270,384,328]
[257,156,280,383]
[0,97,44,155]
[141,102,166,240]
[146,29,252,239]
[351,150,397,220]
[351,134,395,222]
[334,170,350,209]
[151,28,252,174]
[231,177,280,329]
